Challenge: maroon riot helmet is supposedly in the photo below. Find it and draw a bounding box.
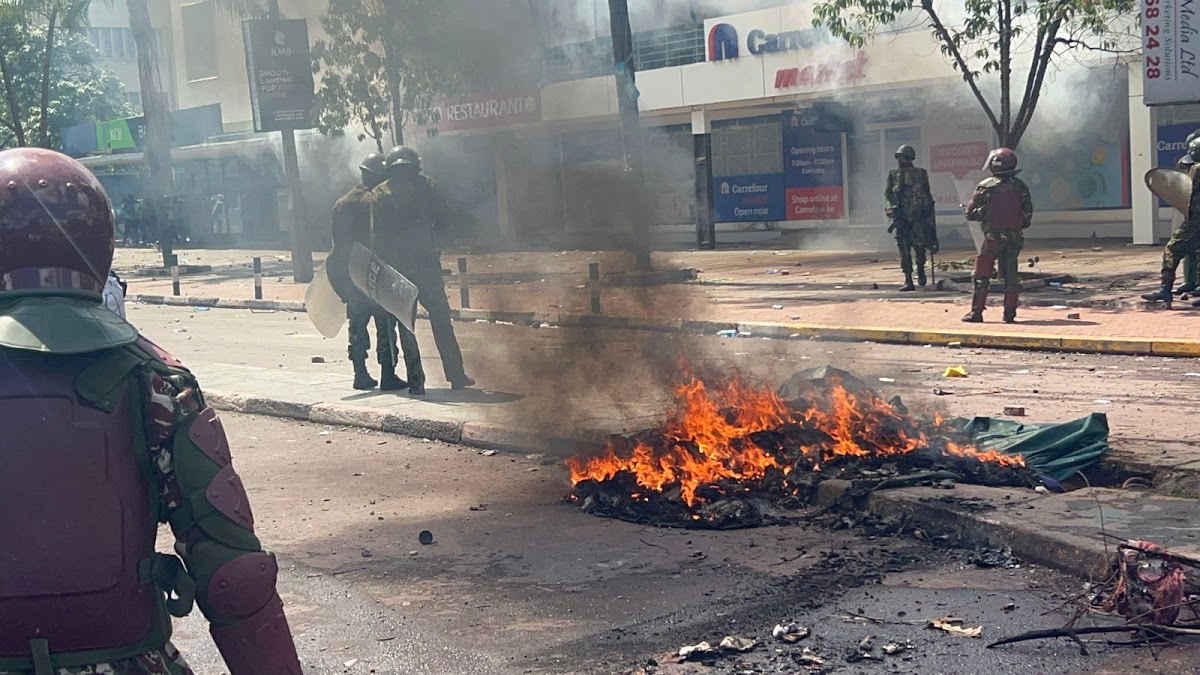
[984,147,1019,176]
[0,148,114,298]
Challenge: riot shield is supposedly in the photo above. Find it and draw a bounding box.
[1146,168,1192,216]
[348,242,419,333]
[954,179,986,253]
[305,262,348,338]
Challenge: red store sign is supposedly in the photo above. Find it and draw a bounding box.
[774,50,868,90]
[428,90,541,131]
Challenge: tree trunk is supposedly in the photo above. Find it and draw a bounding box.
[128,0,173,266]
[998,0,1011,147]
[0,48,26,147]
[38,5,58,147]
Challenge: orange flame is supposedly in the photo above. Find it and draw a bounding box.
[566,372,1024,506]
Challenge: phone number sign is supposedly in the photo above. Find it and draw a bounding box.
[1142,0,1200,105]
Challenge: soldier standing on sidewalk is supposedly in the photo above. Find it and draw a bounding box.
[329,153,425,394]
[961,147,1034,324]
[1143,137,1200,309]
[1172,130,1200,297]
[884,145,939,291]
[373,146,475,390]
[0,148,302,675]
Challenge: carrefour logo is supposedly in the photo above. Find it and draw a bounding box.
[708,23,739,61]
[719,181,731,194]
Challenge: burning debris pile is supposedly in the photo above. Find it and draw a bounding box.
[567,366,1036,529]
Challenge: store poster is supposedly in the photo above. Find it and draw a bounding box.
[781,110,845,220]
[712,174,786,222]
[1020,131,1129,210]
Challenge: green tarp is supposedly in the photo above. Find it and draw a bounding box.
[947,412,1111,482]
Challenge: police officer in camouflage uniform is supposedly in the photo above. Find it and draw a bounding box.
[329,153,425,394]
[961,147,1034,324]
[0,148,301,675]
[1143,137,1200,309]
[884,145,939,291]
[372,146,474,390]
[1172,129,1200,297]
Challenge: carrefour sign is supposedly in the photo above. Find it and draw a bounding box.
[707,22,832,61]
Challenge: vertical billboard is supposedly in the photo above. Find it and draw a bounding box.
[1141,0,1200,105]
[242,19,315,132]
[782,110,845,220]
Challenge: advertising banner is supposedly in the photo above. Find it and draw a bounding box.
[712,173,786,222]
[426,90,541,132]
[782,110,844,220]
[1142,0,1200,105]
[242,19,315,132]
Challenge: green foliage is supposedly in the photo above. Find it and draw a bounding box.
[0,16,131,149]
[311,0,475,148]
[812,0,1138,148]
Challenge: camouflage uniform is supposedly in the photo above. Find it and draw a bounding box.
[372,174,470,387]
[1159,163,1200,285]
[884,166,938,287]
[0,644,191,675]
[963,174,1034,321]
[330,184,424,389]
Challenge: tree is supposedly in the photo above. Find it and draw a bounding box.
[311,0,481,147]
[812,0,1138,149]
[0,15,131,150]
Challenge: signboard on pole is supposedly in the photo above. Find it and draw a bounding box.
[1141,0,1200,105]
[242,19,315,132]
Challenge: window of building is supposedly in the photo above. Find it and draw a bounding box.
[126,91,142,108]
[181,1,218,81]
[712,118,783,177]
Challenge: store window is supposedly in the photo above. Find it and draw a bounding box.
[181,1,218,81]
[713,118,783,177]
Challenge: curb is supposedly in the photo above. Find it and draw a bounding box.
[204,389,1120,581]
[133,294,1200,358]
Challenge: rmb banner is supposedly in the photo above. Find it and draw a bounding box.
[242,19,315,132]
[1142,0,1200,105]
[782,110,845,220]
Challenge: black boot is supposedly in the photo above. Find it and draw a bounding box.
[379,367,408,391]
[916,266,927,287]
[1142,283,1174,308]
[1002,291,1019,324]
[962,283,988,322]
[898,273,916,292]
[352,359,377,390]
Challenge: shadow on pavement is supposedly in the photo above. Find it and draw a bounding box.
[1013,319,1102,327]
[419,389,525,405]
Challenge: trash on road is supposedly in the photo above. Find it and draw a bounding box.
[943,366,968,378]
[418,530,434,545]
[971,547,1021,569]
[1002,406,1026,417]
[677,641,716,660]
[716,329,738,338]
[360,549,373,558]
[479,449,498,457]
[793,648,826,668]
[882,640,913,655]
[928,617,982,638]
[932,387,953,396]
[878,377,896,384]
[1066,313,1081,320]
[311,355,326,363]
[772,623,810,643]
[718,636,757,653]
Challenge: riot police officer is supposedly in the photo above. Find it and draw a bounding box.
[1144,137,1200,309]
[329,152,425,394]
[372,146,474,389]
[962,147,1034,323]
[0,148,302,675]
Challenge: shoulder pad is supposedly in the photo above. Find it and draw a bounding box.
[372,182,392,198]
[424,176,439,190]
[977,176,1002,188]
[135,336,189,371]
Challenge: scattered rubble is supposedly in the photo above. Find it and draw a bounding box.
[772,623,810,643]
[928,617,982,638]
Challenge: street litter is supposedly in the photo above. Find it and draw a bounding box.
[479,449,498,456]
[311,356,326,363]
[971,547,1021,569]
[1003,406,1026,417]
[772,623,810,643]
[928,617,982,638]
[192,306,210,312]
[792,648,825,668]
[878,377,896,384]
[716,329,738,338]
[418,530,434,545]
[718,636,756,653]
[772,304,784,310]
[1066,313,1081,320]
[677,641,716,660]
[882,640,913,655]
[943,366,968,378]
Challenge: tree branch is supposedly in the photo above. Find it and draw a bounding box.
[1055,36,1140,55]
[0,37,25,147]
[1011,16,1064,148]
[922,0,1002,136]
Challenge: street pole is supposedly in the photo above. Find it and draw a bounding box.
[607,0,652,272]
[268,0,313,283]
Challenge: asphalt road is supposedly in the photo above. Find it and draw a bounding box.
[163,414,1199,674]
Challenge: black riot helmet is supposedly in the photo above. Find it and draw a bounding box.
[385,146,421,171]
[895,145,916,161]
[359,153,387,187]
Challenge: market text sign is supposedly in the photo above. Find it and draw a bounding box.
[242,19,315,132]
[774,51,868,89]
[429,91,540,131]
[1142,0,1200,105]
